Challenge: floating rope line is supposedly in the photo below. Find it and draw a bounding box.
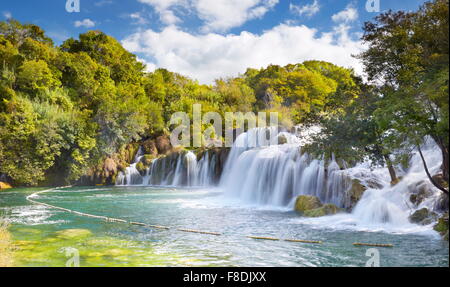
[284,239,322,244]
[25,187,393,248]
[247,236,280,241]
[353,243,394,248]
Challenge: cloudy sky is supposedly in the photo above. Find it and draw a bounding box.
[1,0,427,84]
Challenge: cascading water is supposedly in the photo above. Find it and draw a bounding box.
[220,127,354,208]
[116,147,145,185]
[116,127,446,230]
[349,140,446,226]
[117,149,217,187]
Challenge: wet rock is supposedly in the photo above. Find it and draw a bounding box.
[303,204,343,217]
[277,134,288,145]
[294,195,322,214]
[434,213,449,241]
[409,181,433,206]
[435,193,449,213]
[409,208,438,225]
[347,179,367,211]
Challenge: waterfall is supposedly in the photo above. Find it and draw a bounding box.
[116,128,445,228]
[115,147,144,186]
[349,140,445,226]
[117,149,217,187]
[219,128,354,208]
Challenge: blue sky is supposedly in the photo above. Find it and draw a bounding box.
[1,0,428,83]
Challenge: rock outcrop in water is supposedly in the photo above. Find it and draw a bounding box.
[294,195,342,217]
[294,195,322,213]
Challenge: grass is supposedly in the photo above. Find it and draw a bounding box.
[0,218,14,267]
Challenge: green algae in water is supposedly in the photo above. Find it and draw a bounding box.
[11,226,191,267]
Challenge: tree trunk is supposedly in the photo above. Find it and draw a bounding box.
[417,145,448,195]
[431,135,449,184]
[383,154,398,183]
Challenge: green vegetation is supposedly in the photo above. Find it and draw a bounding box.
[0,19,359,187]
[305,0,449,192]
[0,0,448,192]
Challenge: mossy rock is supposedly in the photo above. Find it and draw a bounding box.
[434,213,449,241]
[136,162,147,176]
[303,204,342,217]
[55,229,93,240]
[409,208,437,225]
[141,154,156,166]
[294,195,322,214]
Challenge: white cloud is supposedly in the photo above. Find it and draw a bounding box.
[74,19,96,28]
[138,0,278,32]
[128,12,149,25]
[194,0,279,32]
[332,6,358,23]
[138,0,184,25]
[290,0,320,17]
[3,11,12,19]
[122,23,363,84]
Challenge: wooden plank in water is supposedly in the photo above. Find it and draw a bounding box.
[284,239,322,244]
[353,243,393,248]
[247,236,280,241]
[177,228,222,236]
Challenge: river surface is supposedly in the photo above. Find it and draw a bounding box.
[0,186,448,267]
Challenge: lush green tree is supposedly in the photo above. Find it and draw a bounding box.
[358,0,449,193]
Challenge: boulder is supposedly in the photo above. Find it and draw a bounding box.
[409,208,438,225]
[155,135,172,155]
[294,195,322,214]
[346,179,367,211]
[277,134,288,145]
[0,182,12,190]
[409,181,433,206]
[303,204,342,217]
[142,139,158,156]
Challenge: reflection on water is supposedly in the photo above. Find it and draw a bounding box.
[0,187,448,267]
